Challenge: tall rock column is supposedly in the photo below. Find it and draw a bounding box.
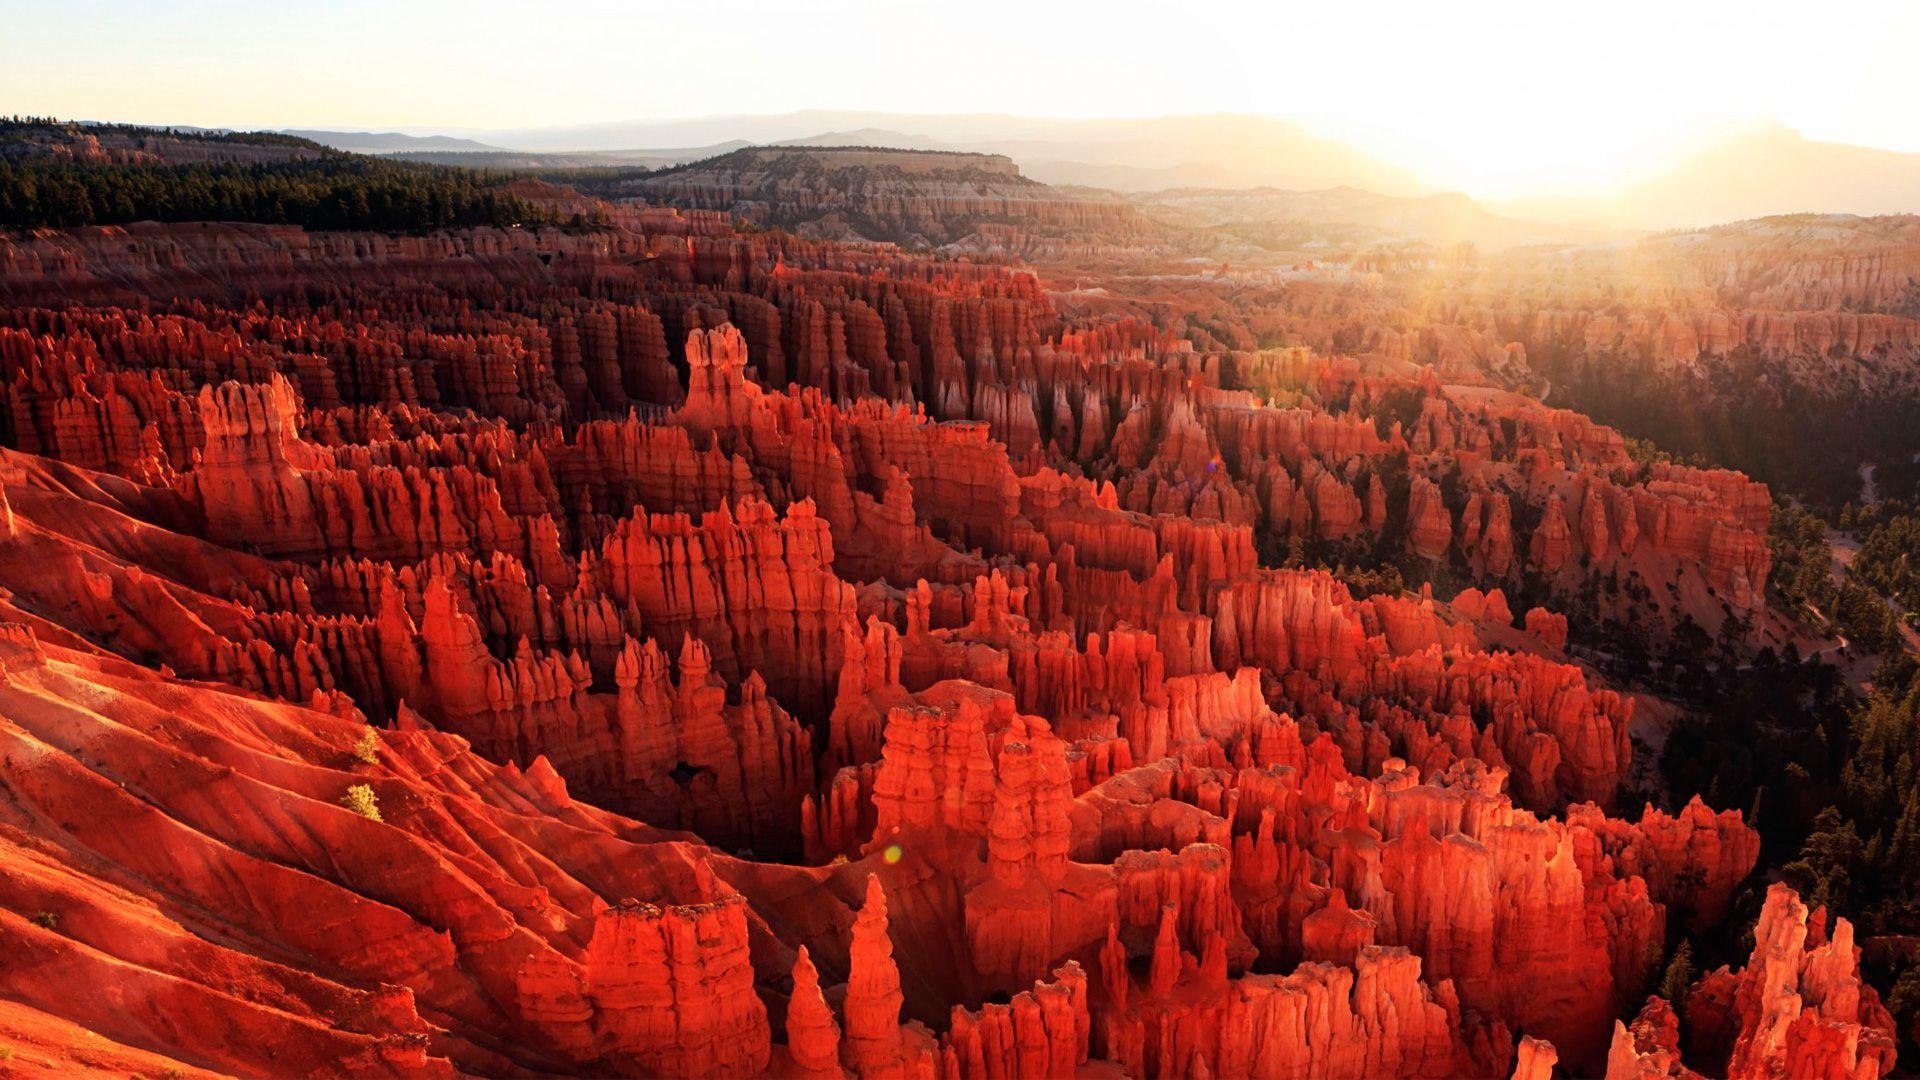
[843,876,906,1077]
[1692,883,1898,1080]
[786,946,844,1077]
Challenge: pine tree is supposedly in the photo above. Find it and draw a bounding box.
[1658,941,1695,1020]
[1784,807,1864,912]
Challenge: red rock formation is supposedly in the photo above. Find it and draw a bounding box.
[843,876,913,1077]
[192,374,322,552]
[1406,474,1452,560]
[576,896,772,1076]
[0,208,1817,1080]
[1684,884,1896,1080]
[601,497,854,721]
[634,146,1161,252]
[1605,997,1703,1080]
[940,962,1089,1079]
[1530,493,1573,573]
[784,947,844,1077]
[1101,943,1506,1079]
[1568,797,1760,931]
[0,621,777,1077]
[1211,569,1631,809]
[1512,1035,1558,1080]
[1524,606,1569,650]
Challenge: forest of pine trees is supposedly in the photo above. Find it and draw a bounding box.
[0,118,551,231]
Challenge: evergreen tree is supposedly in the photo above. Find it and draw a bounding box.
[1658,940,1695,1020]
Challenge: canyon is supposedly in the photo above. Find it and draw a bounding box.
[0,130,1909,1078]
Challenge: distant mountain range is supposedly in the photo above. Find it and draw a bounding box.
[1497,124,1920,230]
[1140,186,1619,251]
[384,143,752,170]
[279,130,506,155]
[297,112,1432,197]
[282,113,1920,232]
[1619,124,1920,228]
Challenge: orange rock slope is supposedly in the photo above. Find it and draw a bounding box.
[0,214,1890,1077]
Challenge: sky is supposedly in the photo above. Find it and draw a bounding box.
[5,0,1918,198]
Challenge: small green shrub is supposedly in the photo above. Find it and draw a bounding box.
[352,727,381,765]
[30,910,57,930]
[342,783,382,822]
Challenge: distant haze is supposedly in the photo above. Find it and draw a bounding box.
[6,0,1919,204]
[452,113,1435,197]
[316,111,1920,232]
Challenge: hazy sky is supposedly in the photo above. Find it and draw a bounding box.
[5,0,1918,197]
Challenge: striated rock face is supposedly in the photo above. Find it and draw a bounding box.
[579,897,772,1076]
[0,210,1815,1079]
[1101,944,1502,1079]
[601,495,854,722]
[941,962,1089,1079]
[0,621,776,1078]
[194,374,322,550]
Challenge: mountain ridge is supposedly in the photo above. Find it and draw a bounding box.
[344,112,1920,228]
